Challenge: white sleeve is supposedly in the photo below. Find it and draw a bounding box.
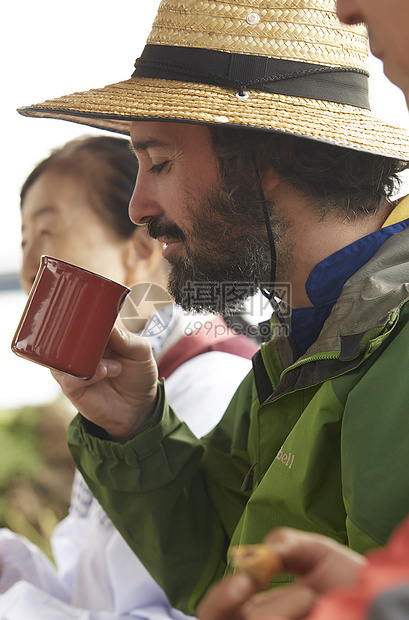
[163,351,252,437]
[50,475,193,620]
[0,529,70,601]
[0,551,192,620]
[0,581,132,620]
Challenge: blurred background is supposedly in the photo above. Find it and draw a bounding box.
[0,0,161,555]
[1,1,409,554]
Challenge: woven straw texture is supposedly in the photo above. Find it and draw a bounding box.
[148,0,368,69]
[19,77,409,160]
[17,0,409,159]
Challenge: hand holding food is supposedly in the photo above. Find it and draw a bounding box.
[198,529,367,620]
[230,544,283,589]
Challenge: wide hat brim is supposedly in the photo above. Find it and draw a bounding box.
[18,74,409,160]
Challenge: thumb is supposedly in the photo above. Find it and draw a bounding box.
[108,326,154,362]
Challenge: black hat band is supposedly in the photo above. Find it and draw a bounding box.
[133,44,370,109]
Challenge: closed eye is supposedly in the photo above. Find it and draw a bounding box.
[21,229,51,250]
[149,161,169,174]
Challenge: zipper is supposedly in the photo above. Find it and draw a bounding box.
[282,350,341,377]
[241,462,258,493]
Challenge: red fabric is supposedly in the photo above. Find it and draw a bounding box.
[157,316,258,379]
[304,516,409,620]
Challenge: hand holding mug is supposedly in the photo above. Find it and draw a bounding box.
[11,255,159,440]
[51,326,159,442]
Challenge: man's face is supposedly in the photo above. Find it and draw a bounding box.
[336,0,409,106]
[129,121,282,313]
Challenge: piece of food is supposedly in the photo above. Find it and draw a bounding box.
[230,544,283,589]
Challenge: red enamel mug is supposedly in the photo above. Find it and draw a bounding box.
[11,255,131,380]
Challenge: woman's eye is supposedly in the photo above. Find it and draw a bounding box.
[149,161,169,174]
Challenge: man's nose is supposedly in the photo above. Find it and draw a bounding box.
[336,0,363,26]
[128,174,164,226]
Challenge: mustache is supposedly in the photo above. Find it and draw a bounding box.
[147,218,186,242]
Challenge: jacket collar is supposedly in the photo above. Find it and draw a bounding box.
[255,207,409,404]
[290,199,409,356]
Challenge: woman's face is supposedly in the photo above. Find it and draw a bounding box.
[336,0,409,105]
[20,170,129,294]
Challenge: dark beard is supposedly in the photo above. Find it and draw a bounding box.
[148,186,286,314]
[167,232,268,314]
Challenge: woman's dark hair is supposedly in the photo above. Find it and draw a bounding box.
[20,135,138,238]
[208,126,409,219]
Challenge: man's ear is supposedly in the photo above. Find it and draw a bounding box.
[261,167,282,194]
[123,227,163,287]
[260,137,295,193]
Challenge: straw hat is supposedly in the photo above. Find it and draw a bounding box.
[18,0,409,159]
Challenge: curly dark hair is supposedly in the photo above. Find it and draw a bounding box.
[20,135,138,239]
[208,126,409,219]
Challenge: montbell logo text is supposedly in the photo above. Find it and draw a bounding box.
[276,446,295,469]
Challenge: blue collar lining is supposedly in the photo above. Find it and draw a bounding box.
[291,218,409,356]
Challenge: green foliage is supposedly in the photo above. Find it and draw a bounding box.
[0,408,44,485]
[0,400,75,558]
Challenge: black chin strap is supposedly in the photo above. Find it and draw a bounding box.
[251,155,301,360]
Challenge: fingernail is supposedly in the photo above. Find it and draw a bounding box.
[106,359,122,376]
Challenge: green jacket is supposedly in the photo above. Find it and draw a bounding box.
[68,226,409,615]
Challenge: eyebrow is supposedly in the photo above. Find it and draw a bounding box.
[131,138,170,153]
[21,205,57,231]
